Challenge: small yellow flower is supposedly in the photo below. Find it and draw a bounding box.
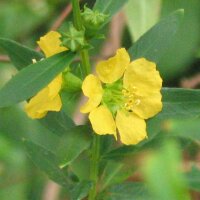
[25,31,67,119]
[80,48,162,145]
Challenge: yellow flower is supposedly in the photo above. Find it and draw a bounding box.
[80,48,162,145]
[25,31,67,119]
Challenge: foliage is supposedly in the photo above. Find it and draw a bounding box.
[1,0,200,200]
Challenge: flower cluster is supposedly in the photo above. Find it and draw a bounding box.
[25,31,67,119]
[80,48,162,145]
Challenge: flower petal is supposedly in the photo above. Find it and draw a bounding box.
[80,74,103,113]
[37,31,67,57]
[89,105,116,137]
[133,92,162,119]
[96,48,130,83]
[116,110,147,145]
[48,74,63,97]
[123,58,162,119]
[25,88,62,119]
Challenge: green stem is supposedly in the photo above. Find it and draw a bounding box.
[71,0,90,76]
[88,134,100,200]
[80,50,90,75]
[71,0,82,30]
[71,1,99,199]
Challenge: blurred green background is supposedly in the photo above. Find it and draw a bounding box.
[0,0,200,199]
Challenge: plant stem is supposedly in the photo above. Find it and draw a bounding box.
[71,1,100,199]
[88,134,100,200]
[71,0,90,76]
[80,50,90,76]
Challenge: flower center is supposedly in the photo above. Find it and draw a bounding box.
[122,85,141,112]
[102,80,123,114]
[102,81,142,115]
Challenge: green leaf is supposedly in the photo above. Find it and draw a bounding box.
[142,141,190,200]
[24,140,69,187]
[159,0,200,79]
[159,88,200,119]
[186,166,200,192]
[100,135,115,155]
[98,182,151,200]
[125,0,161,41]
[0,38,42,70]
[71,153,90,181]
[102,146,137,160]
[100,161,135,191]
[56,125,92,168]
[0,106,62,152]
[93,0,128,24]
[128,9,184,64]
[70,181,93,200]
[61,91,81,117]
[39,111,75,136]
[165,118,200,141]
[0,51,75,107]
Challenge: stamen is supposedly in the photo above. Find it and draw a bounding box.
[122,89,129,96]
[123,85,141,111]
[135,99,141,106]
[129,94,134,98]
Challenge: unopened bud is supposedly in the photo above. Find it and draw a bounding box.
[81,6,108,38]
[60,23,86,52]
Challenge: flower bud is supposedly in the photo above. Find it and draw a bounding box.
[81,6,108,38]
[60,23,86,52]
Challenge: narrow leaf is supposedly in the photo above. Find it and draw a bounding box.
[0,51,75,107]
[125,0,161,41]
[128,9,184,64]
[98,182,151,200]
[61,91,81,117]
[39,111,75,136]
[165,118,200,141]
[159,88,200,119]
[100,161,134,191]
[70,181,93,200]
[0,38,42,70]
[57,125,91,168]
[24,140,69,187]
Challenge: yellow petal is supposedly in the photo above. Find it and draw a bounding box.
[89,105,116,137]
[96,48,130,83]
[133,92,162,119]
[37,31,67,57]
[25,75,62,119]
[25,88,62,119]
[123,58,162,119]
[80,74,103,113]
[48,74,63,97]
[116,110,147,145]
